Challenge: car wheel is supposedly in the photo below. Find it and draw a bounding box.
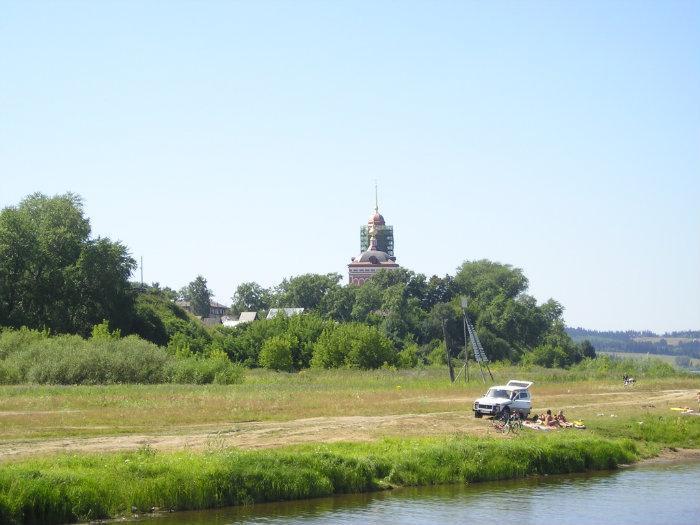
[474,412,483,418]
[501,406,511,418]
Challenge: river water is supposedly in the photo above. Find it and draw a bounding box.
[136,461,700,525]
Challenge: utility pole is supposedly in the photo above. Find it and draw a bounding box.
[442,319,455,383]
[461,297,470,382]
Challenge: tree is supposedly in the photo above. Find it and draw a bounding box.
[275,273,341,311]
[0,193,136,335]
[454,260,528,302]
[259,335,295,371]
[423,274,455,310]
[311,323,396,369]
[185,276,212,318]
[231,281,271,315]
[318,284,356,322]
[580,339,596,359]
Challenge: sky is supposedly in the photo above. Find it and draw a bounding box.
[1,1,698,333]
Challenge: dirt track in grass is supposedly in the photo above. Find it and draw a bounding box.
[1,387,697,461]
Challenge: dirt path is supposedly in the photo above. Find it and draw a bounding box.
[1,388,696,461]
[0,412,478,460]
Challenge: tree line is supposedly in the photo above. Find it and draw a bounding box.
[0,193,594,373]
[567,327,700,359]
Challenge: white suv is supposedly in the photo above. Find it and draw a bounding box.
[472,380,533,419]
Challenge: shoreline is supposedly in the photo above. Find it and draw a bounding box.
[105,445,700,525]
[634,447,700,465]
[0,433,644,525]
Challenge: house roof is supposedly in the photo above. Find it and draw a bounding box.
[266,308,304,319]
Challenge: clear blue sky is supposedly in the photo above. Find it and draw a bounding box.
[1,1,698,332]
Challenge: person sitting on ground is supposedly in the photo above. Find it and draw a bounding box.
[556,410,573,427]
[543,409,558,427]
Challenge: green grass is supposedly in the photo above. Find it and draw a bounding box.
[1,367,698,441]
[0,433,639,525]
[0,366,697,524]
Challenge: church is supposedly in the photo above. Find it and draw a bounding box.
[348,193,400,285]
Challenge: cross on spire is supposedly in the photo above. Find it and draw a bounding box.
[374,180,379,212]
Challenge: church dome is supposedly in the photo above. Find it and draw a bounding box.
[368,211,385,226]
[357,250,395,264]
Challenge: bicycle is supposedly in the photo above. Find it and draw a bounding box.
[492,411,523,434]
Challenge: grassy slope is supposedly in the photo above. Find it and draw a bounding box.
[0,434,641,524]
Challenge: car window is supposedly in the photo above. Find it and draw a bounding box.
[487,389,509,398]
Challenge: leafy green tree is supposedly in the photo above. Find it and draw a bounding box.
[350,281,383,323]
[231,282,271,315]
[311,323,396,369]
[580,339,596,359]
[131,290,210,347]
[275,273,342,311]
[318,284,356,322]
[259,335,295,371]
[184,276,212,317]
[90,320,121,340]
[0,193,135,335]
[454,259,528,302]
[378,283,425,346]
[423,274,455,310]
[284,314,332,368]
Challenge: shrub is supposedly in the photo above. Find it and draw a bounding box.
[0,327,49,359]
[259,335,295,372]
[167,351,244,385]
[397,343,421,368]
[311,323,396,369]
[90,320,121,341]
[0,328,243,385]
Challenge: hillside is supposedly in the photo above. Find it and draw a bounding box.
[567,327,700,360]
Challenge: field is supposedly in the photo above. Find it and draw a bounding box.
[598,351,700,368]
[632,336,698,346]
[1,366,699,523]
[1,367,699,459]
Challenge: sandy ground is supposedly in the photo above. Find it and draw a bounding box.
[1,388,697,461]
[637,447,700,465]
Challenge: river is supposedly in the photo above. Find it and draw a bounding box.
[135,461,700,525]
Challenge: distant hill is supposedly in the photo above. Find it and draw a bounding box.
[566,327,700,359]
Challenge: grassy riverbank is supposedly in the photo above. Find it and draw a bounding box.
[0,367,697,524]
[0,433,639,525]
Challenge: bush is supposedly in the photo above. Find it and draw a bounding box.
[397,343,421,368]
[90,320,121,341]
[0,328,244,385]
[7,335,172,384]
[0,327,49,359]
[167,351,244,385]
[311,323,396,369]
[259,335,295,372]
[522,343,570,368]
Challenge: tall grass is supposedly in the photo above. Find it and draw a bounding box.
[592,414,700,450]
[0,434,638,525]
